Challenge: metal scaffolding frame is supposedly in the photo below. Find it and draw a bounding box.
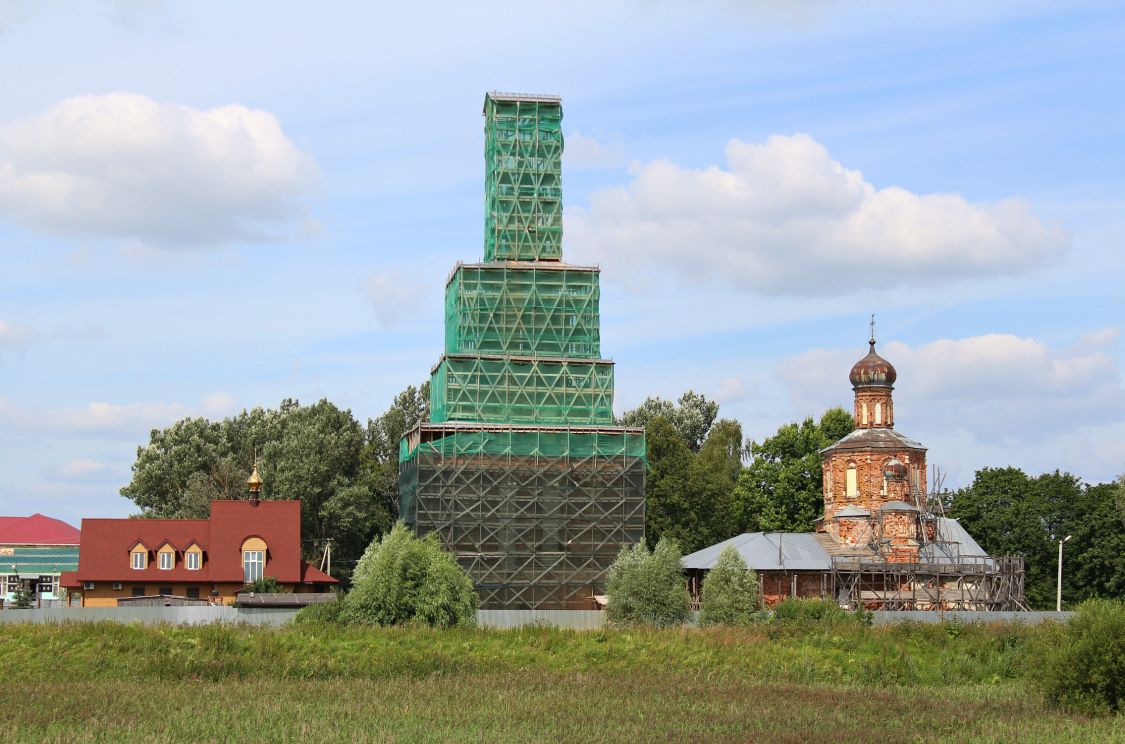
[400,423,645,609]
[830,555,1026,611]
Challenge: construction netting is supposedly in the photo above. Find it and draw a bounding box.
[430,355,615,426]
[445,264,601,359]
[483,94,563,262]
[399,426,646,463]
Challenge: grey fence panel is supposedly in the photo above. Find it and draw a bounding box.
[0,606,301,626]
[871,610,1073,625]
[476,609,607,629]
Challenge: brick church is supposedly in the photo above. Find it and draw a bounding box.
[683,331,1026,611]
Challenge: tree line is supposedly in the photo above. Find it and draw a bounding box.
[118,385,1125,608]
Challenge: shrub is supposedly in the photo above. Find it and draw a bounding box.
[341,522,478,629]
[11,585,35,609]
[1040,598,1125,715]
[699,545,760,626]
[605,538,690,627]
[242,576,286,594]
[293,598,345,625]
[772,597,862,626]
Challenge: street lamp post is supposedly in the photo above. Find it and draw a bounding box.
[1056,535,1072,612]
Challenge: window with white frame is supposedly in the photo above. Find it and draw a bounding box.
[243,550,264,583]
[158,551,174,570]
[185,551,200,570]
[131,550,147,570]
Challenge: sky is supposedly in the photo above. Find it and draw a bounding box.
[1,1,1123,526]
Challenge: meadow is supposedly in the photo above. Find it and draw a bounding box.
[1,620,1121,743]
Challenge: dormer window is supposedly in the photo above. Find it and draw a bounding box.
[185,543,203,571]
[130,546,148,570]
[241,537,267,583]
[158,551,174,570]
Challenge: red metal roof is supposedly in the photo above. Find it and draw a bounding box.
[73,500,335,585]
[0,513,81,546]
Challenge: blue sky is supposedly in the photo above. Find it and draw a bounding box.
[1,1,1123,525]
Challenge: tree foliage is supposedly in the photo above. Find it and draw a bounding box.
[619,391,719,452]
[605,538,691,627]
[699,545,760,626]
[951,468,1125,609]
[11,585,34,609]
[242,576,286,593]
[1040,598,1125,715]
[120,384,429,584]
[733,407,854,534]
[341,522,477,628]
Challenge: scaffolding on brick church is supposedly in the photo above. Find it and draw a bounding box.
[830,465,1028,611]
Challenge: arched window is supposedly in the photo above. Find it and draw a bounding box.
[846,463,858,499]
[241,537,267,583]
[874,402,882,425]
[861,403,868,425]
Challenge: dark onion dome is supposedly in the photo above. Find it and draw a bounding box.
[849,339,897,388]
[883,457,908,481]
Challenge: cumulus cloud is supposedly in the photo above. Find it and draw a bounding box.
[0,392,242,440]
[564,130,625,170]
[43,458,121,483]
[0,319,36,348]
[778,329,1125,443]
[0,93,317,248]
[566,133,1068,295]
[364,270,423,329]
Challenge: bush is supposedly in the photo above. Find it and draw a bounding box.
[11,585,35,609]
[772,597,865,626]
[293,598,345,625]
[341,522,478,629]
[242,576,286,594]
[699,545,760,626]
[1040,598,1125,715]
[605,538,690,627]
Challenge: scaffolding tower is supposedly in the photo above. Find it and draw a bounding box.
[400,93,646,609]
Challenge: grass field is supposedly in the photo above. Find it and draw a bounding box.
[1,621,1121,743]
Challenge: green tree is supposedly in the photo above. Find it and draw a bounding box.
[605,537,691,627]
[699,544,760,626]
[733,407,854,534]
[120,386,429,585]
[643,416,699,551]
[342,522,477,628]
[11,585,35,609]
[690,419,743,547]
[241,576,286,593]
[951,468,1125,608]
[620,391,719,452]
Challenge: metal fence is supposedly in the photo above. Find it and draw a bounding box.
[0,606,1073,629]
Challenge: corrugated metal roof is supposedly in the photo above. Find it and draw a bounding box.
[922,518,994,565]
[682,532,832,571]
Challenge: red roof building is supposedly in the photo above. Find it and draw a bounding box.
[0,514,80,546]
[61,500,335,607]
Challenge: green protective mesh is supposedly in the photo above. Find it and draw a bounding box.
[484,95,563,262]
[400,427,647,463]
[444,264,600,359]
[430,355,614,426]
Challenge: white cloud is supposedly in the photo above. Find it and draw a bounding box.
[776,329,1125,482]
[201,392,239,418]
[43,458,120,483]
[364,270,423,329]
[566,133,1068,295]
[564,130,625,170]
[712,375,749,404]
[0,319,36,348]
[0,93,317,248]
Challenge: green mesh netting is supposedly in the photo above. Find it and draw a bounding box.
[484,95,563,262]
[445,264,600,359]
[430,355,615,426]
[400,428,647,463]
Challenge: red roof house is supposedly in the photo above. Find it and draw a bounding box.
[0,514,80,546]
[61,500,335,607]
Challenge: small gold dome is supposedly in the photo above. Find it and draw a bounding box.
[247,463,263,491]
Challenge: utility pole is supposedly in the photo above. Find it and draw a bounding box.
[1057,534,1071,612]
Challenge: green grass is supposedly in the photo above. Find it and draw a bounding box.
[0,622,1120,743]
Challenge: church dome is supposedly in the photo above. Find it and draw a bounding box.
[849,340,897,389]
